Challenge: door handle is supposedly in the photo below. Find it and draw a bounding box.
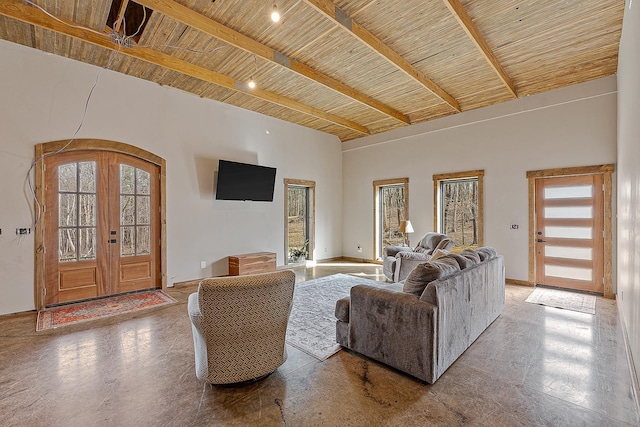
[537,239,546,243]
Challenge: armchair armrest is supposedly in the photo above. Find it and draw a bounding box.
[396,252,431,261]
[384,245,412,258]
[187,292,204,331]
[348,285,438,383]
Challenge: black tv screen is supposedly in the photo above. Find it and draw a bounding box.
[215,160,277,201]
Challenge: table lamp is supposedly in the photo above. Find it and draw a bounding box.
[398,220,414,246]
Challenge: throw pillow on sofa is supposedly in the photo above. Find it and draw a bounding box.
[429,248,450,261]
[403,257,460,296]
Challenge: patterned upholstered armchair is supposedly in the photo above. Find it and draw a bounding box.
[188,270,295,384]
[382,232,454,282]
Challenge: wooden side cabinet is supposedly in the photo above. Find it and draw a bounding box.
[228,252,277,276]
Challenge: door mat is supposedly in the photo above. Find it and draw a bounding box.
[36,290,178,331]
[525,287,596,315]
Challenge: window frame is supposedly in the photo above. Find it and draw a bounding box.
[433,170,484,250]
[373,178,409,261]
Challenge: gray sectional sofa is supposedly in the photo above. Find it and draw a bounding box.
[335,247,505,383]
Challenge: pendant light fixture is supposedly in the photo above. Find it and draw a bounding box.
[271,4,281,23]
[247,55,258,89]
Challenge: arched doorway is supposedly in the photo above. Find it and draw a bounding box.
[34,140,166,309]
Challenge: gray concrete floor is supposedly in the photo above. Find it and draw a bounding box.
[1,262,638,426]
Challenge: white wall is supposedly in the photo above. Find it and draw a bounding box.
[0,40,342,316]
[617,0,640,387]
[342,76,617,283]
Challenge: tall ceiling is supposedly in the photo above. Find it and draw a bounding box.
[0,0,625,142]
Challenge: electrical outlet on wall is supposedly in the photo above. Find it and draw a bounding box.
[200,261,206,269]
[357,245,362,253]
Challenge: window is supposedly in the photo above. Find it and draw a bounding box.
[433,170,484,250]
[373,178,409,260]
[284,179,315,264]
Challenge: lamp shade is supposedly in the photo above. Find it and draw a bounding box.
[399,220,414,234]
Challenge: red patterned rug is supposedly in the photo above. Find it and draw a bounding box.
[36,290,178,331]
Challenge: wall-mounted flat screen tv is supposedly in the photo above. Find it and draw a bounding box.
[215,160,277,202]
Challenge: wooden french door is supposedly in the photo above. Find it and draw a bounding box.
[535,175,604,293]
[43,151,160,305]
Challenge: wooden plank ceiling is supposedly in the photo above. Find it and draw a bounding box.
[0,0,624,142]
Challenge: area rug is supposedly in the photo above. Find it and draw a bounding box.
[525,287,596,315]
[286,273,386,361]
[36,290,178,331]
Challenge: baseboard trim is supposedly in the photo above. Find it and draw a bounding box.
[314,256,346,263]
[339,256,379,264]
[506,278,533,287]
[620,305,640,416]
[173,278,203,287]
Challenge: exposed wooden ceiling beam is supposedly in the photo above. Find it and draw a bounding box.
[134,0,410,125]
[302,0,461,112]
[441,0,517,98]
[0,0,369,135]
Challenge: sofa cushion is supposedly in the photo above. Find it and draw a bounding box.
[476,247,497,261]
[402,258,460,296]
[446,253,473,269]
[460,249,481,265]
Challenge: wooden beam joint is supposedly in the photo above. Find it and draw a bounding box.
[442,0,517,98]
[335,6,351,30]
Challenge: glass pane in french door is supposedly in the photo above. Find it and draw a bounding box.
[119,165,151,257]
[58,162,97,262]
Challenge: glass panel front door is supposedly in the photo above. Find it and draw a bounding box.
[535,175,604,293]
